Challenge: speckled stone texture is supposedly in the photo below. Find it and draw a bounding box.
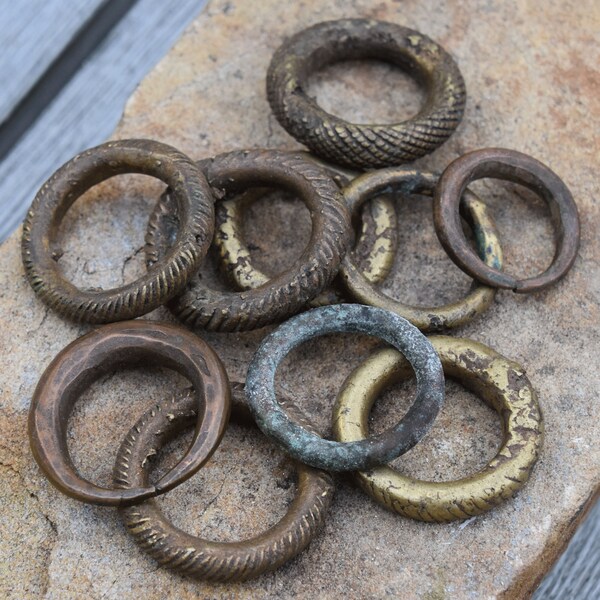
[0,0,597,598]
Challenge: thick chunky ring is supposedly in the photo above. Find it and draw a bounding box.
[332,337,543,522]
[28,321,231,506]
[115,384,334,582]
[245,304,445,472]
[338,168,503,331]
[267,19,466,169]
[214,153,397,307]
[434,148,580,293]
[21,139,215,323]
[147,150,352,331]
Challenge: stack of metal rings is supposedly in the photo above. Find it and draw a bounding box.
[21,19,579,582]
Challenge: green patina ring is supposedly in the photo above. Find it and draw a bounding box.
[338,168,503,332]
[245,304,445,472]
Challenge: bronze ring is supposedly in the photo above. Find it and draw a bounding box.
[433,148,580,293]
[29,320,231,507]
[332,337,543,522]
[214,153,397,307]
[21,139,215,323]
[338,168,503,332]
[245,304,445,472]
[267,19,466,169]
[115,383,334,582]
[146,150,352,331]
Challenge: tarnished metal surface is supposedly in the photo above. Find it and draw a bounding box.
[21,139,215,322]
[433,148,580,293]
[338,168,503,331]
[267,19,466,169]
[146,149,352,331]
[29,320,231,506]
[245,304,445,472]
[116,383,334,581]
[332,337,543,522]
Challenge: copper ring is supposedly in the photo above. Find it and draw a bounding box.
[267,19,466,169]
[332,336,543,522]
[433,148,580,293]
[245,304,445,472]
[21,139,215,323]
[146,150,352,331]
[115,383,334,582]
[338,168,503,332]
[28,320,231,507]
[214,153,397,307]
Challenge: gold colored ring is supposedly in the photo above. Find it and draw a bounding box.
[332,336,543,522]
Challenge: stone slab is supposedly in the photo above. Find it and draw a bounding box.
[0,0,598,598]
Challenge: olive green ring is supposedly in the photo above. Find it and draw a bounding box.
[332,336,543,522]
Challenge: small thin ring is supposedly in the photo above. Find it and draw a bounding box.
[332,337,543,522]
[433,148,580,293]
[28,320,231,506]
[267,19,466,169]
[21,139,215,323]
[245,304,445,472]
[146,150,352,331]
[338,168,503,331]
[115,384,334,582]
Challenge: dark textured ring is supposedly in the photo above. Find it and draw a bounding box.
[338,168,503,331]
[28,320,231,507]
[146,150,352,331]
[214,153,397,307]
[267,19,466,169]
[21,139,215,323]
[433,148,580,293]
[115,383,334,582]
[332,337,543,522]
[245,304,445,472]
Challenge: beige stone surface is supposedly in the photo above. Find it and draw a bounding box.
[1,0,599,598]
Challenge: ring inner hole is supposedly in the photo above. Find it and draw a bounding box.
[307,59,425,124]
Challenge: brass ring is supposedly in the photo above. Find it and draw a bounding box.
[146,150,352,331]
[214,154,397,307]
[433,148,580,293]
[21,139,215,323]
[338,168,503,332]
[332,336,543,522]
[267,19,466,169]
[28,321,231,507]
[115,384,334,582]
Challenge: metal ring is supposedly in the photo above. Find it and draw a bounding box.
[338,168,503,331]
[214,154,397,307]
[21,139,215,323]
[267,19,466,169]
[146,150,352,331]
[332,337,543,522]
[245,304,445,472]
[115,384,334,582]
[28,321,231,507]
[433,148,580,293]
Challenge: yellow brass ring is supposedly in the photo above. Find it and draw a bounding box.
[338,169,503,332]
[214,154,397,307]
[332,336,543,522]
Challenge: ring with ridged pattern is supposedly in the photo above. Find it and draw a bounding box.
[332,336,543,522]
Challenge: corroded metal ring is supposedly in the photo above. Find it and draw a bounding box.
[214,153,397,307]
[146,150,352,331]
[434,148,580,293]
[245,304,445,472]
[267,19,466,169]
[332,337,543,522]
[21,139,215,323]
[28,321,231,507]
[338,168,503,331]
[115,383,334,582]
